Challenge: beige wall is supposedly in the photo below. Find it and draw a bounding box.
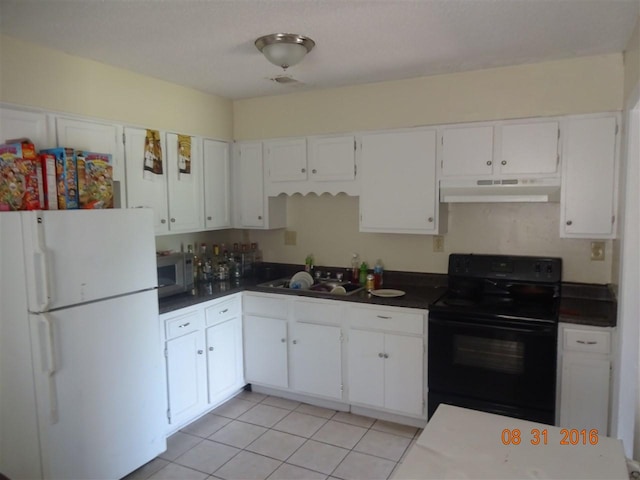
[236,55,624,284]
[0,35,233,140]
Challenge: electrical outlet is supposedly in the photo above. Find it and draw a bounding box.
[591,241,605,261]
[433,235,445,253]
[284,230,297,246]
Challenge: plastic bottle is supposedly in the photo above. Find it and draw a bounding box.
[359,262,368,286]
[374,259,384,289]
[351,253,360,284]
[305,253,314,273]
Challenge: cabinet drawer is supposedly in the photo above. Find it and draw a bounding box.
[293,298,342,325]
[165,309,204,340]
[243,293,288,318]
[350,306,424,335]
[205,297,240,326]
[563,328,610,354]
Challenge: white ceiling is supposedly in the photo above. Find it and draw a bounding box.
[0,0,638,100]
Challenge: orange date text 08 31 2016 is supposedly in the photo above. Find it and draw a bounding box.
[501,428,600,446]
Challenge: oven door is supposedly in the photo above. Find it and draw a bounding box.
[428,313,557,424]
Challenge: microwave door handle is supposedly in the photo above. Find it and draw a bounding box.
[429,317,554,335]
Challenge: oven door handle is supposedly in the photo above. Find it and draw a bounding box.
[428,316,555,335]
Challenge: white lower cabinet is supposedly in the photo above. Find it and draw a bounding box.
[162,295,242,431]
[557,323,612,434]
[243,315,289,388]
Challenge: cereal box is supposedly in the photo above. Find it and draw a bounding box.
[0,157,44,211]
[41,148,78,209]
[76,151,113,209]
[5,138,36,160]
[0,143,23,161]
[39,152,58,210]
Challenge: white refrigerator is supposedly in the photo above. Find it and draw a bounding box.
[0,209,167,480]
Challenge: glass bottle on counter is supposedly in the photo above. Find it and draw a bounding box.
[359,261,368,286]
[374,259,384,289]
[351,253,360,284]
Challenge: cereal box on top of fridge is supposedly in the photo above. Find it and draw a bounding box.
[39,152,58,210]
[0,143,23,161]
[5,138,36,160]
[0,157,44,211]
[41,148,78,209]
[76,151,114,209]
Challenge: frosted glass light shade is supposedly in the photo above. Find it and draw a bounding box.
[255,33,315,70]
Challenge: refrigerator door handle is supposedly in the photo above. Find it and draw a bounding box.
[40,314,59,424]
[33,216,51,312]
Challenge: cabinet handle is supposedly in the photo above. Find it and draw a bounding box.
[576,340,597,345]
[427,217,434,223]
[292,340,298,345]
[178,322,191,328]
[486,161,492,166]
[258,215,263,220]
[209,346,214,351]
[207,216,212,220]
[170,218,176,223]
[566,220,573,226]
[301,168,306,173]
[376,315,392,319]
[378,353,384,358]
[220,308,228,314]
[312,169,317,174]
[501,160,507,165]
[197,349,203,355]
[281,338,286,343]
[161,219,167,224]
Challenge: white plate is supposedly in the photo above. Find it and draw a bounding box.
[370,289,406,297]
[290,271,313,289]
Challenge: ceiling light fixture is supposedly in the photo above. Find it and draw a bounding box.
[255,33,315,70]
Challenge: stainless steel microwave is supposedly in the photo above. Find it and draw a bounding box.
[157,252,194,298]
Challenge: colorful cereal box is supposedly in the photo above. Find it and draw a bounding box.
[0,143,23,161]
[76,151,113,209]
[39,152,58,210]
[5,138,37,160]
[0,157,44,211]
[41,148,78,209]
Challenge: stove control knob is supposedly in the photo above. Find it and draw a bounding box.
[546,264,553,275]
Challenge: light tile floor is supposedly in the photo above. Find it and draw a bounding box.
[124,391,422,480]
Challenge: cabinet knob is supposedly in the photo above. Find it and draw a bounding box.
[384,353,389,359]
[207,216,212,220]
[161,219,167,224]
[281,338,286,343]
[501,160,507,165]
[258,215,263,220]
[170,218,176,223]
[292,340,298,345]
[312,169,317,174]
[378,353,384,358]
[566,220,573,226]
[197,349,203,355]
[428,217,434,223]
[301,168,306,173]
[486,161,492,166]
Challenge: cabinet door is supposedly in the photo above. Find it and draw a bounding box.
[165,133,203,232]
[500,121,559,175]
[203,139,231,229]
[124,127,169,234]
[441,125,494,176]
[383,334,424,416]
[290,323,342,399]
[166,330,207,426]
[0,107,54,149]
[236,142,265,228]
[56,117,127,207]
[360,129,438,233]
[308,136,356,182]
[243,315,288,388]
[347,329,384,409]
[559,355,610,433]
[561,116,617,238]
[265,138,307,182]
[206,317,243,404]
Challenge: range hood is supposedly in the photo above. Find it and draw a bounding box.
[439,177,561,203]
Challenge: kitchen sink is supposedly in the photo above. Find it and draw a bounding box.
[257,277,365,296]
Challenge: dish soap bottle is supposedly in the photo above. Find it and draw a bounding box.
[351,253,360,284]
[305,254,314,273]
[359,261,368,286]
[374,259,384,289]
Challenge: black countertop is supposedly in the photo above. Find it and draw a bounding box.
[159,265,618,328]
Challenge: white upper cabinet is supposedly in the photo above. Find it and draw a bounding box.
[440,120,560,178]
[265,138,307,182]
[441,125,494,177]
[124,127,169,234]
[203,139,231,230]
[233,142,286,229]
[165,133,204,233]
[499,121,559,175]
[360,128,444,234]
[561,114,619,239]
[308,135,358,187]
[0,107,55,149]
[55,116,126,207]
